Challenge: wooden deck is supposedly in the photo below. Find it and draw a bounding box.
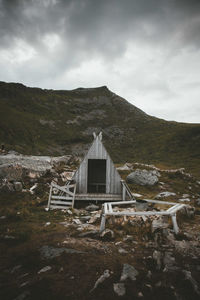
[75,193,122,201]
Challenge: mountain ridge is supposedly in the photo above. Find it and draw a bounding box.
[0,81,200,176]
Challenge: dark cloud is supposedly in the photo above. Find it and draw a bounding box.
[0,0,200,122]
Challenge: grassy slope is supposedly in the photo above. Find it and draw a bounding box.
[0,81,200,175]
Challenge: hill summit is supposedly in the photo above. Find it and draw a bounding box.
[0,81,200,175]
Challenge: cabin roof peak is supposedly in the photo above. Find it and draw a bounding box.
[93,131,102,141]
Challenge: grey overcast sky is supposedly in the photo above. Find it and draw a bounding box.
[0,0,200,123]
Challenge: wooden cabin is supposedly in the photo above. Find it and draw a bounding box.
[73,132,123,201]
[48,132,132,210]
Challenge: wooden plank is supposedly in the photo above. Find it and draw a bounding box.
[50,205,71,210]
[47,185,52,209]
[105,211,170,216]
[50,200,72,205]
[72,184,76,208]
[167,204,180,213]
[51,195,72,200]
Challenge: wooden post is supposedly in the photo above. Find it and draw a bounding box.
[100,204,106,232]
[100,214,106,232]
[171,214,179,234]
[122,181,126,201]
[47,185,52,210]
[72,184,76,208]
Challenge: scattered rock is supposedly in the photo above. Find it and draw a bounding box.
[127,169,159,186]
[178,198,190,202]
[88,213,100,224]
[132,193,143,198]
[29,183,38,194]
[38,266,52,274]
[90,270,110,293]
[155,192,176,198]
[182,194,190,198]
[123,235,133,242]
[44,222,51,226]
[147,270,152,279]
[14,181,23,191]
[73,218,82,225]
[120,263,139,281]
[182,270,200,296]
[163,251,176,271]
[117,163,131,171]
[113,283,126,296]
[40,245,84,259]
[152,217,169,233]
[100,229,115,239]
[138,291,144,298]
[79,216,91,222]
[85,204,99,211]
[78,230,99,238]
[136,200,148,211]
[185,206,195,218]
[11,265,22,274]
[14,291,30,300]
[196,198,200,206]
[19,281,29,288]
[4,235,15,239]
[118,248,128,254]
[153,250,162,270]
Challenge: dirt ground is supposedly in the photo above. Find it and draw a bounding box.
[0,190,200,300]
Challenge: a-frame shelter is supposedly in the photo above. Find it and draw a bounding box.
[48,132,132,209]
[73,132,132,202]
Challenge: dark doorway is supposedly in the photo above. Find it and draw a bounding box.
[87,159,106,193]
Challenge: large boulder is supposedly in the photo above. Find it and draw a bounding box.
[126,169,159,186]
[0,154,73,181]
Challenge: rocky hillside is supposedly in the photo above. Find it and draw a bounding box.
[0,156,200,300]
[0,81,200,175]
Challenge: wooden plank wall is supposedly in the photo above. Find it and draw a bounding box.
[74,135,122,195]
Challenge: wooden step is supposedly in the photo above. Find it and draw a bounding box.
[50,200,73,205]
[50,205,71,210]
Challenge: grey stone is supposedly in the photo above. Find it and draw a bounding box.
[178,198,190,202]
[120,263,139,281]
[138,292,144,298]
[196,198,200,206]
[123,235,133,242]
[163,252,176,271]
[152,217,169,233]
[90,270,110,293]
[14,291,30,300]
[14,181,23,191]
[0,153,72,180]
[126,169,159,186]
[100,229,115,239]
[79,216,91,222]
[113,283,126,296]
[38,266,52,274]
[135,200,148,211]
[155,191,176,198]
[88,213,100,224]
[117,163,131,171]
[11,265,22,273]
[118,248,128,254]
[85,204,99,211]
[185,206,195,218]
[183,270,200,296]
[40,245,84,259]
[78,230,99,237]
[153,250,162,270]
